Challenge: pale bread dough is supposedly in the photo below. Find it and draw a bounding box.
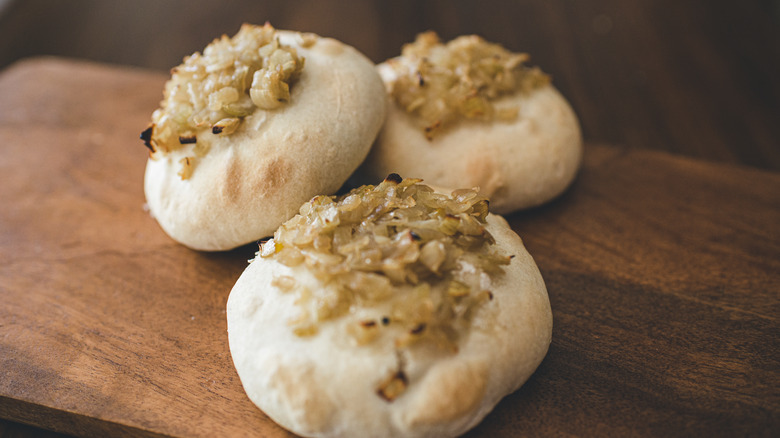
[358,64,582,214]
[227,214,552,437]
[144,31,386,251]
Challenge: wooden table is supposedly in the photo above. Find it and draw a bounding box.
[1,1,778,437]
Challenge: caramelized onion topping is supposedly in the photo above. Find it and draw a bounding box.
[143,23,306,177]
[260,175,511,353]
[385,31,549,139]
[376,370,408,402]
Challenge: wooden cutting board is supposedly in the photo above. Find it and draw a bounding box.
[1,58,778,437]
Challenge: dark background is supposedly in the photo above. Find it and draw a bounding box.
[0,0,778,173]
[0,1,778,436]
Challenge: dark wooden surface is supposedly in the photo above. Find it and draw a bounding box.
[1,57,778,438]
[0,0,778,437]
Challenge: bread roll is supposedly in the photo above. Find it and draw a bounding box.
[143,24,386,250]
[358,32,582,214]
[227,176,552,437]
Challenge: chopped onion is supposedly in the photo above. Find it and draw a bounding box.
[386,31,550,138]
[262,175,510,352]
[144,23,306,174]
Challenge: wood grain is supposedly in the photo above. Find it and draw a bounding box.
[502,147,780,437]
[0,58,777,437]
[0,58,277,438]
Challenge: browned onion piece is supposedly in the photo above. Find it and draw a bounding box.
[259,175,510,352]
